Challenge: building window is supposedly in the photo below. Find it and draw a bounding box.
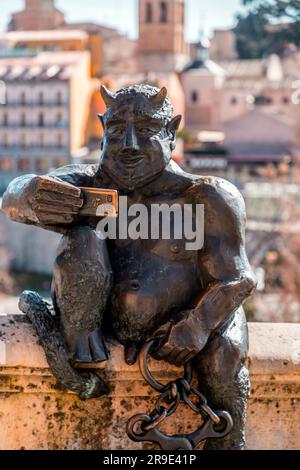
[254,95,273,105]
[38,112,44,127]
[20,92,26,105]
[39,133,44,148]
[18,159,30,172]
[36,159,49,172]
[3,134,8,147]
[0,80,6,105]
[145,2,152,23]
[0,159,12,172]
[191,91,198,103]
[38,92,44,105]
[20,134,26,148]
[3,113,8,126]
[56,91,62,105]
[57,134,63,148]
[57,112,63,126]
[3,133,8,147]
[160,2,168,23]
[231,96,238,105]
[20,112,26,127]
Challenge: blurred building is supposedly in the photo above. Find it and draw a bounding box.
[0,28,103,78]
[62,23,137,75]
[137,0,189,73]
[0,50,93,192]
[209,29,238,62]
[8,0,65,32]
[181,45,300,182]
[180,43,225,132]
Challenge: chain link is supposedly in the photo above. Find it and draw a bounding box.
[139,339,221,431]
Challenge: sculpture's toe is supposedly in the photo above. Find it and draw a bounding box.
[89,329,109,362]
[69,329,108,365]
[124,342,139,365]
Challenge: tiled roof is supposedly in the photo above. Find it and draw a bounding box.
[0,51,87,81]
[218,59,267,78]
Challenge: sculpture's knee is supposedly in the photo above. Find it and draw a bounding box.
[55,226,111,269]
[208,335,247,381]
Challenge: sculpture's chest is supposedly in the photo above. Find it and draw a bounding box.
[109,193,202,264]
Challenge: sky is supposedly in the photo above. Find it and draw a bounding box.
[0,0,246,42]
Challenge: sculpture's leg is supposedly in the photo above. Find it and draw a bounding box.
[19,291,109,399]
[52,226,113,364]
[193,307,249,450]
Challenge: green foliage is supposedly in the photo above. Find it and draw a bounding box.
[235,0,300,58]
[243,298,257,322]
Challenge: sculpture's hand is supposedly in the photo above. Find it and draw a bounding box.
[150,310,210,367]
[28,176,84,225]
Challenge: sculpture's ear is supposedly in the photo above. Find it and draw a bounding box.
[98,114,105,129]
[167,115,182,138]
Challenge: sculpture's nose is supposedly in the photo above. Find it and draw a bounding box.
[123,123,139,151]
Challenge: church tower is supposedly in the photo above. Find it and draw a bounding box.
[8,0,65,31]
[138,0,189,73]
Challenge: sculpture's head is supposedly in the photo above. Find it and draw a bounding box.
[99,84,182,191]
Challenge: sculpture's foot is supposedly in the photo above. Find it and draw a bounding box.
[124,342,140,366]
[68,328,109,365]
[19,290,110,399]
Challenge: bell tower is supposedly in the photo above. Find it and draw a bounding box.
[138,0,189,73]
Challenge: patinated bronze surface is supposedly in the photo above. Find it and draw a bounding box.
[2,84,256,449]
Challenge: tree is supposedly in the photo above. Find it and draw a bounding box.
[235,0,300,59]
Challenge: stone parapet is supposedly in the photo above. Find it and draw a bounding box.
[0,315,299,450]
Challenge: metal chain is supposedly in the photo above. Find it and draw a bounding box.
[139,340,221,430]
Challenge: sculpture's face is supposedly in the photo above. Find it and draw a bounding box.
[100,87,181,191]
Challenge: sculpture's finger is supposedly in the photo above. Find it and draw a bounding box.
[172,349,192,366]
[38,214,74,225]
[37,177,81,197]
[34,203,80,215]
[182,350,198,364]
[36,191,84,207]
[152,342,173,360]
[163,346,184,365]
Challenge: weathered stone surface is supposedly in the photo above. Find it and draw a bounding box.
[0,315,300,450]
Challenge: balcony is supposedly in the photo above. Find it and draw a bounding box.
[3,101,69,108]
[0,145,69,157]
[0,317,299,450]
[0,123,69,129]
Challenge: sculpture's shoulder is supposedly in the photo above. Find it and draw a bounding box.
[164,162,245,218]
[192,176,245,213]
[184,175,246,239]
[48,163,100,188]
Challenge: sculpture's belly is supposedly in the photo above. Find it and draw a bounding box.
[109,243,200,344]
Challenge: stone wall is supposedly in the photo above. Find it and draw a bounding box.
[0,315,299,450]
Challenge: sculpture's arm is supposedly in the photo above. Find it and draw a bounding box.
[153,178,257,366]
[1,164,97,233]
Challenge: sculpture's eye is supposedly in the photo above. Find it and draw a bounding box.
[137,127,154,135]
[107,126,125,137]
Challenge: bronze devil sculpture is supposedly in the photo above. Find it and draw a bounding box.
[2,85,256,449]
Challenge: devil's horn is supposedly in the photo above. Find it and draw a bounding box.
[150,87,167,107]
[100,85,116,107]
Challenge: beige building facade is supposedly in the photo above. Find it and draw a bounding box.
[0,51,92,192]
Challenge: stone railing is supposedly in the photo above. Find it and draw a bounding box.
[0,315,299,450]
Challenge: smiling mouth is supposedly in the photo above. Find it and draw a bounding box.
[120,155,145,168]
